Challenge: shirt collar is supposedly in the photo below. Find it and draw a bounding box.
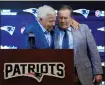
[67,26,72,32]
[37,21,48,34]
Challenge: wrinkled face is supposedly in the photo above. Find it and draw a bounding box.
[41,14,56,31]
[58,9,72,30]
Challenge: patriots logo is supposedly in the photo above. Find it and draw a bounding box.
[23,8,38,17]
[23,8,58,17]
[73,9,90,18]
[0,26,15,35]
[97,27,105,32]
[26,72,43,82]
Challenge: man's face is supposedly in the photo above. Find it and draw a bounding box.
[58,9,72,30]
[41,14,56,31]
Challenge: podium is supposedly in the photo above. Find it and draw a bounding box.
[0,49,74,85]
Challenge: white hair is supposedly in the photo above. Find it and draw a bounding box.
[37,5,56,19]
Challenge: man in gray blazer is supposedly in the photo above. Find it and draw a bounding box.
[54,5,103,85]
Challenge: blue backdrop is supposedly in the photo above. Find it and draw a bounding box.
[0,8,105,62]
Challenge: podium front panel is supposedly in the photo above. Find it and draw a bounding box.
[0,50,74,85]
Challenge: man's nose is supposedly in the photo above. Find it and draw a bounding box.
[61,19,65,23]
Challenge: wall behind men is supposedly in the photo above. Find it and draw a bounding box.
[0,1,105,62]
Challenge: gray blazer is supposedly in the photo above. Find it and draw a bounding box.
[54,24,103,85]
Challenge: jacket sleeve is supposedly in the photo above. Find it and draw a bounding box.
[83,24,103,75]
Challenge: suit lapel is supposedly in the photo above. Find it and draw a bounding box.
[71,27,81,51]
[32,22,49,48]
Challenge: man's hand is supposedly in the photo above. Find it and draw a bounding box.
[93,75,103,84]
[70,19,80,30]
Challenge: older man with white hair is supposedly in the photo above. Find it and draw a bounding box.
[22,5,79,49]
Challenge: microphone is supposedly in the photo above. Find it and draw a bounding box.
[28,32,35,48]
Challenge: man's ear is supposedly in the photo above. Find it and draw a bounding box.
[39,18,44,24]
[39,18,43,21]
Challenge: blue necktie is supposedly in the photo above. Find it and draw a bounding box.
[62,30,69,49]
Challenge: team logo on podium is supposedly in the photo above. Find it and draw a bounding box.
[4,63,65,82]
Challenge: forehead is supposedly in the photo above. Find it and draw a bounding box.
[46,14,56,20]
[58,9,71,16]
